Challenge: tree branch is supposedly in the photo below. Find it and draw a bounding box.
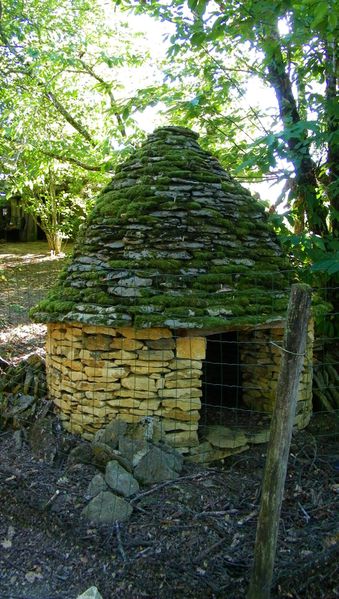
[78,58,127,137]
[42,149,113,172]
[0,9,95,147]
[44,90,95,145]
[262,29,328,235]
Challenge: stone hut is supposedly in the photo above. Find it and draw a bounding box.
[32,126,313,462]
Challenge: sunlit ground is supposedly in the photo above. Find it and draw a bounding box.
[0,323,47,362]
[0,241,72,266]
[0,242,71,360]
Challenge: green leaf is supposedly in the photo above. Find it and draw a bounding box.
[328,12,338,31]
[311,1,328,27]
[188,0,208,17]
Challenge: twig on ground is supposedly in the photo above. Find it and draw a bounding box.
[115,521,127,562]
[193,537,227,563]
[130,472,211,504]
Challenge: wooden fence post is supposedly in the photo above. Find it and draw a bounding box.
[247,283,312,599]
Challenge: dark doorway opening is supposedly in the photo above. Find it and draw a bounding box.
[201,332,243,426]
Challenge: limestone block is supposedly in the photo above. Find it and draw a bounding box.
[84,389,120,399]
[186,442,248,464]
[78,350,103,360]
[110,338,143,351]
[165,430,199,447]
[76,381,118,391]
[165,378,202,389]
[128,364,170,375]
[105,350,137,360]
[145,338,175,350]
[162,419,199,431]
[117,327,172,340]
[82,325,116,336]
[121,375,157,393]
[164,369,201,380]
[79,405,112,418]
[160,397,201,410]
[53,346,81,359]
[158,388,202,399]
[48,383,62,397]
[136,349,174,361]
[53,398,73,412]
[70,412,106,425]
[63,359,82,371]
[79,359,108,370]
[156,378,165,390]
[115,389,157,399]
[168,359,202,370]
[138,399,161,410]
[106,398,141,408]
[67,371,87,382]
[51,328,67,340]
[246,430,270,444]
[164,408,200,422]
[83,335,112,351]
[116,413,143,423]
[127,407,157,416]
[84,366,127,379]
[205,425,248,449]
[54,340,82,350]
[176,336,206,360]
[65,327,83,339]
[77,398,109,409]
[60,382,83,394]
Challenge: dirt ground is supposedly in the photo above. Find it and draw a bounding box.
[0,242,338,599]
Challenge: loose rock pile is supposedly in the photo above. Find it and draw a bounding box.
[69,419,184,524]
[0,353,48,428]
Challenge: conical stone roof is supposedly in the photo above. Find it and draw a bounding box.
[32,126,291,329]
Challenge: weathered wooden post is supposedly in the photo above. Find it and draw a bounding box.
[247,283,312,599]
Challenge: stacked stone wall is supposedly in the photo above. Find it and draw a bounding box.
[46,324,206,450]
[47,322,313,455]
[239,321,314,428]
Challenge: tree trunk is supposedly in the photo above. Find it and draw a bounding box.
[325,40,339,237]
[264,32,328,235]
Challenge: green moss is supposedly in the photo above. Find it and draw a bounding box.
[221,181,239,193]
[195,273,233,285]
[210,264,248,274]
[147,294,207,308]
[192,251,213,261]
[36,299,75,314]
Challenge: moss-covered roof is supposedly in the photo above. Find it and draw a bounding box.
[31,126,292,329]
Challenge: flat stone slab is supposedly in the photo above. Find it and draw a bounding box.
[246,429,271,444]
[82,491,133,523]
[134,445,183,485]
[87,473,108,499]
[204,425,248,449]
[77,586,103,599]
[105,461,139,497]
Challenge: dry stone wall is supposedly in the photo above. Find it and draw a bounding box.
[239,321,314,428]
[47,321,314,458]
[46,323,206,451]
